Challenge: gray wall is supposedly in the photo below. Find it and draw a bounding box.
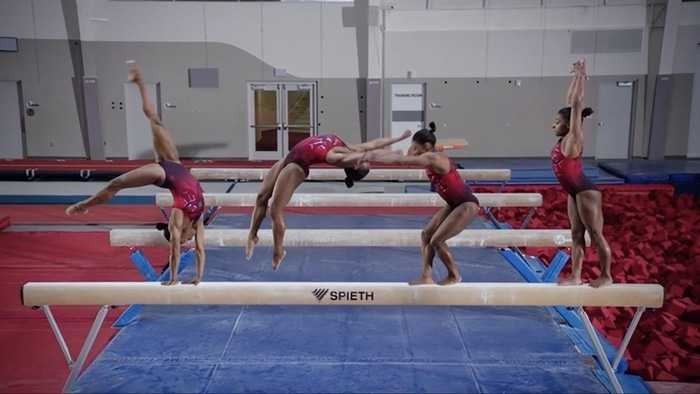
[384,77,601,158]
[0,39,84,157]
[664,74,694,157]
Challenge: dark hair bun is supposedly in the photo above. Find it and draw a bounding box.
[428,121,436,133]
[582,107,594,119]
[344,177,354,188]
[156,222,171,241]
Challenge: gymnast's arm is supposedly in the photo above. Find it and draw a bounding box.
[193,217,205,285]
[563,63,586,157]
[163,210,183,285]
[347,130,412,152]
[364,150,443,168]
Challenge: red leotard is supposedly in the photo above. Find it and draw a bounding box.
[426,160,479,208]
[551,139,596,196]
[283,134,347,176]
[159,160,205,222]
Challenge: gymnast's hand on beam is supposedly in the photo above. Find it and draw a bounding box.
[400,129,412,140]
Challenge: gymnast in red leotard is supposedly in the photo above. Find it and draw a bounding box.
[551,59,612,288]
[246,130,412,269]
[365,122,480,285]
[66,64,206,286]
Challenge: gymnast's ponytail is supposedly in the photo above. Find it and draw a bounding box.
[156,222,171,241]
[344,167,370,188]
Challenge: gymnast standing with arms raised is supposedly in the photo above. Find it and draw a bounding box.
[365,123,479,285]
[246,131,411,269]
[551,59,612,287]
[66,63,206,286]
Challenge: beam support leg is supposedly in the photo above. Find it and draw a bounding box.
[62,305,109,393]
[578,307,624,394]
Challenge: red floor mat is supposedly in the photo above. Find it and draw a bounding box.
[0,231,169,393]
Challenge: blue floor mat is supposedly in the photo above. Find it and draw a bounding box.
[71,214,610,393]
[598,159,700,192]
[454,158,622,184]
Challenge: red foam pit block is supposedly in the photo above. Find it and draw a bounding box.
[658,335,684,354]
[628,359,644,371]
[678,322,700,339]
[667,285,686,299]
[667,299,688,316]
[642,340,668,359]
[660,315,678,334]
[660,358,675,372]
[655,371,679,381]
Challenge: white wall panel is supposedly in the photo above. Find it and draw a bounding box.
[33,0,68,39]
[487,30,543,77]
[261,3,321,78]
[593,53,644,75]
[430,0,483,10]
[486,0,541,8]
[321,3,359,78]
[544,6,598,30]
[542,31,596,76]
[386,10,486,32]
[386,31,487,78]
[205,3,262,59]
[593,5,645,29]
[368,26,383,79]
[673,26,700,74]
[544,0,601,7]
[77,0,205,42]
[0,0,36,38]
[382,0,426,10]
[679,2,700,26]
[486,8,543,31]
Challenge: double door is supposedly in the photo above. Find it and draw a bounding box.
[248,82,316,160]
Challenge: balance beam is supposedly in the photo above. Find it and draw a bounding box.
[109,229,587,247]
[156,193,542,208]
[21,282,664,307]
[23,282,662,393]
[190,168,511,181]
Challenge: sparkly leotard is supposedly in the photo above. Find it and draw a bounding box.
[426,160,479,208]
[282,134,347,177]
[551,139,596,196]
[159,160,205,222]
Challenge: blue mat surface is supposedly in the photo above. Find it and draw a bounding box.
[454,158,622,184]
[72,214,610,393]
[598,159,700,191]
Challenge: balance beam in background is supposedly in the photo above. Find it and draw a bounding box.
[156,193,542,208]
[190,168,511,181]
[109,229,587,248]
[21,282,663,307]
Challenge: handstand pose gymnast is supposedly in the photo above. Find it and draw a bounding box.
[246,130,412,269]
[66,63,205,286]
[365,122,479,285]
[551,59,612,287]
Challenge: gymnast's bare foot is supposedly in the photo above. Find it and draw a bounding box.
[272,250,287,271]
[185,277,201,286]
[438,274,462,286]
[409,275,435,286]
[161,279,179,286]
[558,275,582,286]
[590,274,613,288]
[245,235,258,260]
[65,202,88,215]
